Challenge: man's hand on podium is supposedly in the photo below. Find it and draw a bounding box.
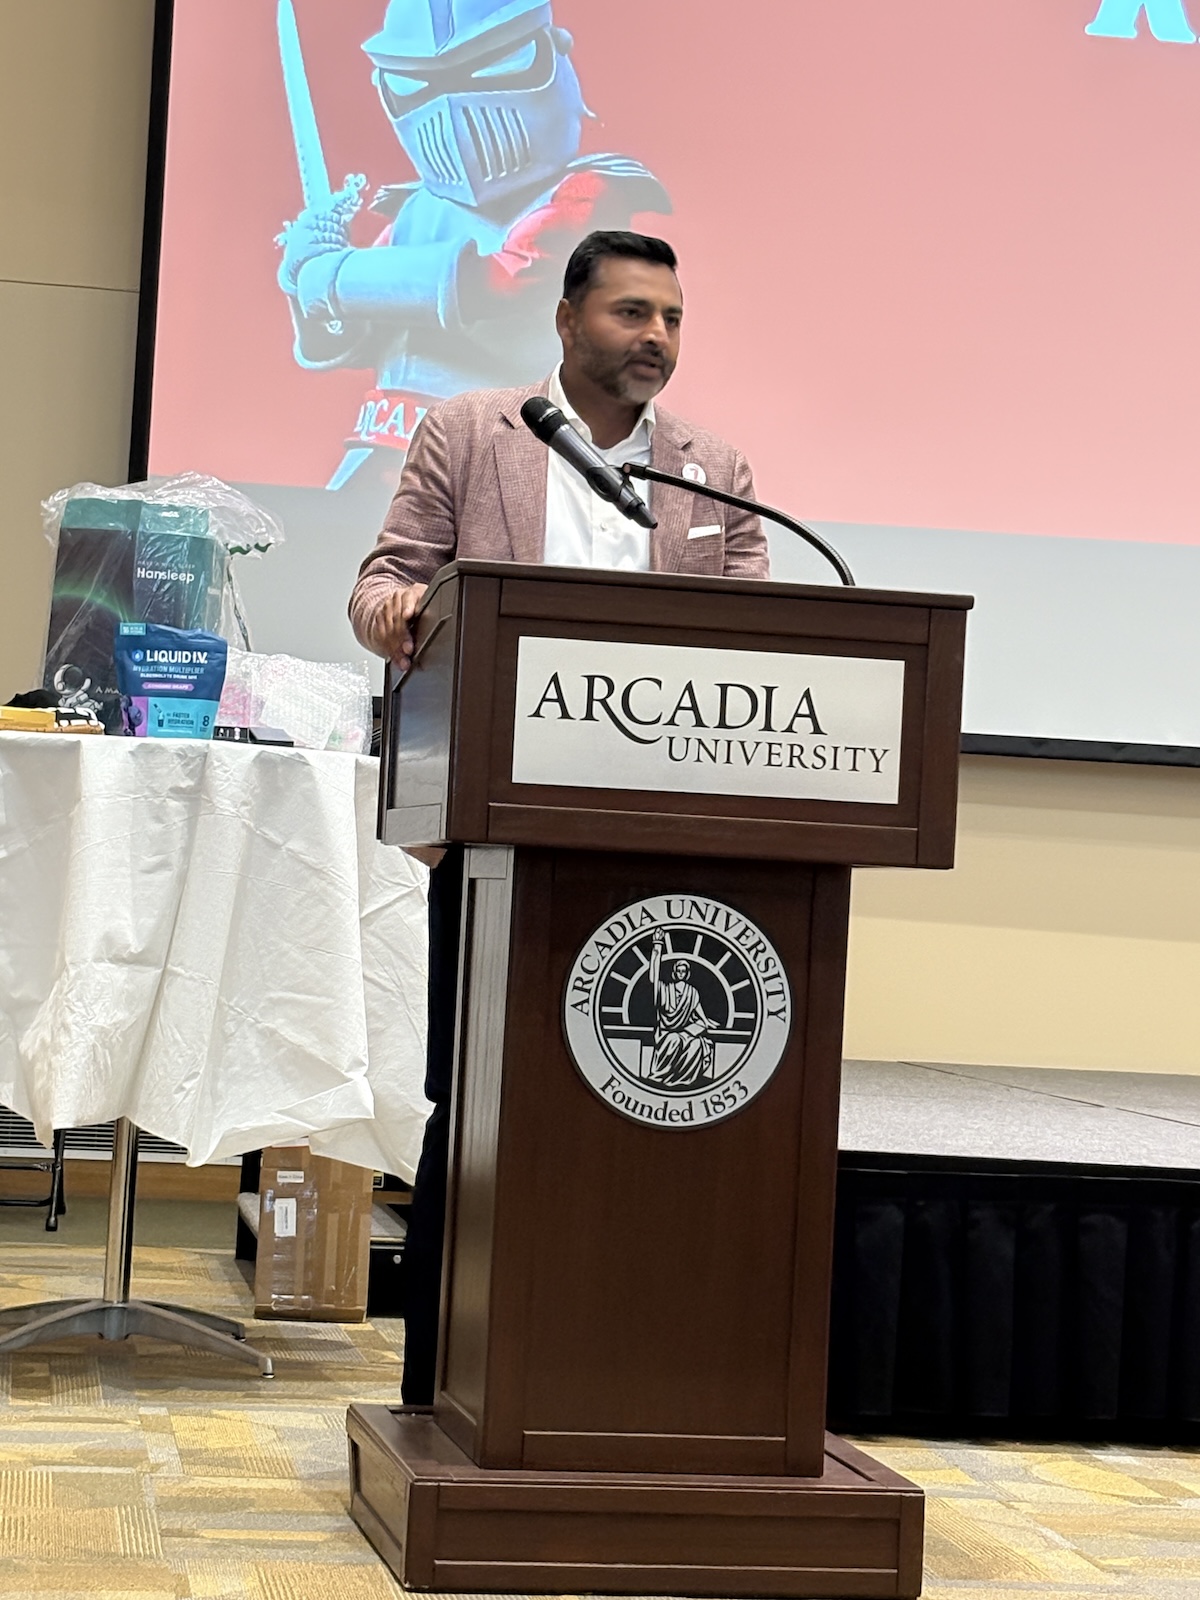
[369,583,428,670]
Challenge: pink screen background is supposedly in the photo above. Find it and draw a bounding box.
[149,0,1200,546]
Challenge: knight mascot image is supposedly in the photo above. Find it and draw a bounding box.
[275,0,672,489]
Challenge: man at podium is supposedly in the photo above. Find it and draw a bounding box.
[349,228,770,1403]
[350,229,769,666]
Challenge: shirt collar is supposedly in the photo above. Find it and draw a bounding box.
[548,364,656,447]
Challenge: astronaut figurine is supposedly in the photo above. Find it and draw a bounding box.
[277,0,671,489]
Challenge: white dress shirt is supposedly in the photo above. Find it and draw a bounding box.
[543,365,654,570]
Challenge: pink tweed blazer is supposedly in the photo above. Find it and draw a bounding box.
[348,379,769,648]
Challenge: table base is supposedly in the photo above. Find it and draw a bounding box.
[0,1118,272,1377]
[0,1296,272,1374]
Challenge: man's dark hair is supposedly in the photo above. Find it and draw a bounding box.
[562,231,678,305]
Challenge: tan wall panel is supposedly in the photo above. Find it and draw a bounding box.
[0,280,140,696]
[0,0,156,292]
[846,755,1200,1073]
[846,919,1199,1075]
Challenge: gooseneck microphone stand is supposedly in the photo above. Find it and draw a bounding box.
[620,461,856,587]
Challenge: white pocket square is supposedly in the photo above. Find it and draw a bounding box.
[687,524,721,540]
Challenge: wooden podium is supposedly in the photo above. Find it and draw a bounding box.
[348,560,971,1597]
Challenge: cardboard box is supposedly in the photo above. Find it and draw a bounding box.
[254,1146,374,1322]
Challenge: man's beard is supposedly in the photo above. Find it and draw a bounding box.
[575,331,673,404]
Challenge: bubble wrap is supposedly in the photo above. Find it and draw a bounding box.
[218,649,373,753]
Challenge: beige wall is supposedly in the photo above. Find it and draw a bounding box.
[846,754,1200,1074]
[2,4,1195,1077]
[0,1,156,700]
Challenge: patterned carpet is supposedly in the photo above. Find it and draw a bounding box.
[871,1440,1200,1599]
[0,1240,1196,1598]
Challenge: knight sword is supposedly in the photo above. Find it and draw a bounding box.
[277,0,332,208]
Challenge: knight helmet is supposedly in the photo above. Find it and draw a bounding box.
[363,0,588,209]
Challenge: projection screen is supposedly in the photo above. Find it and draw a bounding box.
[140,0,1200,752]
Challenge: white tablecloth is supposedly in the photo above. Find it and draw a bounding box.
[0,733,430,1177]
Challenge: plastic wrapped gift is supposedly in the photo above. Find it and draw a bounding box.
[39,473,284,731]
[218,649,372,753]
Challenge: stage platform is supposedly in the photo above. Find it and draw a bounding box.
[840,1059,1200,1170]
[829,1061,1200,1444]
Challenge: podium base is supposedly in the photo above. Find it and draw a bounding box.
[346,1406,924,1598]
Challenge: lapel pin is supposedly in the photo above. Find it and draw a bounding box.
[682,463,706,484]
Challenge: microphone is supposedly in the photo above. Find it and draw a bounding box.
[520,396,657,530]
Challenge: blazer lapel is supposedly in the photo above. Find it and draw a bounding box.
[648,412,694,573]
[494,385,548,565]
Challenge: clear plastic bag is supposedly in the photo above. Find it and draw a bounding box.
[217,649,372,753]
[41,472,285,654]
[37,474,285,727]
[41,471,283,556]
